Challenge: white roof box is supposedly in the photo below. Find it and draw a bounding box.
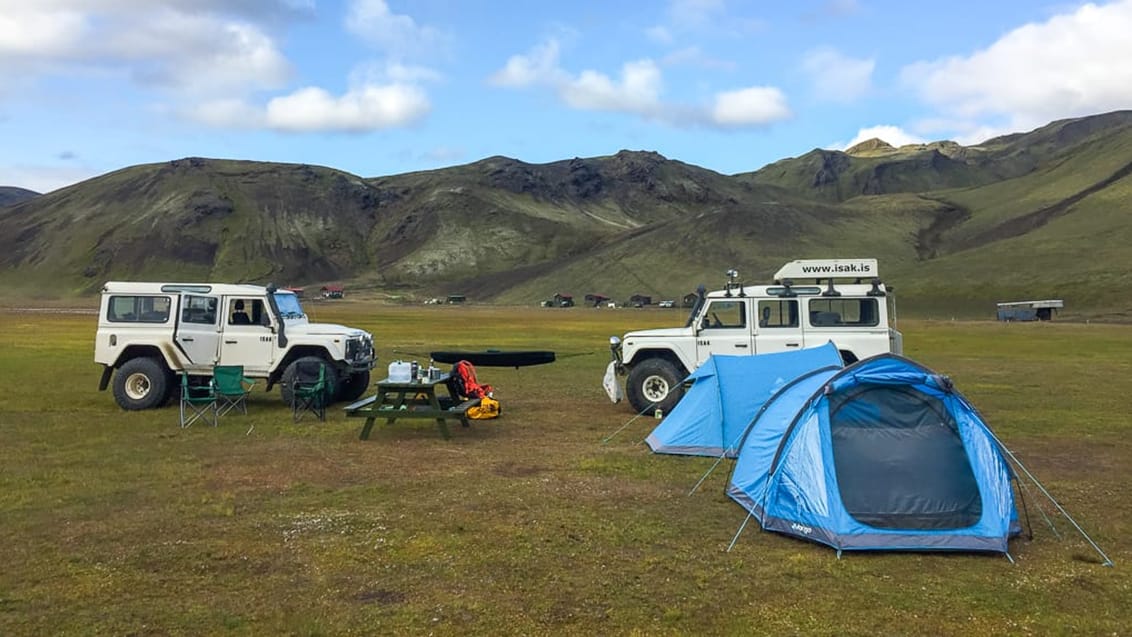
[774,259,879,282]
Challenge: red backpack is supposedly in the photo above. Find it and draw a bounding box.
[448,360,493,399]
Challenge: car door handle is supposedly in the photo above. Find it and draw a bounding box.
[786,343,800,347]
[224,340,238,344]
[181,337,194,342]
[734,343,748,348]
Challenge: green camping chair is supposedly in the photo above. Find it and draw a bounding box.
[180,373,218,427]
[291,359,328,422]
[214,365,256,416]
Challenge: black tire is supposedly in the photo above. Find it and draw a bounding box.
[626,358,685,414]
[337,370,371,402]
[280,356,339,406]
[112,357,172,411]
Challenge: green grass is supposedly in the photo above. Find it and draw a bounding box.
[2,307,1131,635]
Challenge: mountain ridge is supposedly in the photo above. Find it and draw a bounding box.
[3,111,1131,318]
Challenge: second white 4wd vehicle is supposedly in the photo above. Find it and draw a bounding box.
[95,282,375,410]
[607,259,903,413]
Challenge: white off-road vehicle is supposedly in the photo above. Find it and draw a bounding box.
[95,282,375,410]
[606,259,903,413]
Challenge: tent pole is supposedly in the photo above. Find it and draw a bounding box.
[726,511,754,552]
[600,402,655,444]
[997,441,1113,567]
[1016,473,1060,539]
[689,453,727,495]
[1005,552,1015,565]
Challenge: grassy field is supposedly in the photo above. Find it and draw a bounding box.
[1,305,1130,636]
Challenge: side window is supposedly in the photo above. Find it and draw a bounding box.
[701,301,746,329]
[108,296,138,322]
[758,300,798,328]
[228,298,269,326]
[182,295,218,325]
[107,296,171,323]
[808,298,879,327]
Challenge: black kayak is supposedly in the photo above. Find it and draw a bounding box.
[430,350,556,368]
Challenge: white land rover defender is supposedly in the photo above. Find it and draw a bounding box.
[607,259,903,413]
[95,282,376,410]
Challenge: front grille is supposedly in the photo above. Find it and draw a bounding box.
[346,336,374,363]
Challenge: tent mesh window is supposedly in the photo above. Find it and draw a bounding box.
[828,384,982,530]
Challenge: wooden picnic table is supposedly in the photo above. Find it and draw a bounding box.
[344,373,481,440]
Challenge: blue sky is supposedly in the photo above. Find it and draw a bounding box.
[4,0,1132,193]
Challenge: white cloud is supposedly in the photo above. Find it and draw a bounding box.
[264,84,430,132]
[490,39,790,128]
[0,2,292,96]
[711,87,791,126]
[489,39,564,88]
[0,5,86,57]
[345,0,442,58]
[140,19,291,94]
[188,77,433,133]
[0,1,440,135]
[836,125,927,150]
[902,0,1132,131]
[802,46,874,103]
[561,60,663,115]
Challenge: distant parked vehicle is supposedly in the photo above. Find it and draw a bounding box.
[657,300,676,308]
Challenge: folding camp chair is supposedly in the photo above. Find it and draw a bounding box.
[180,373,218,427]
[291,360,328,422]
[214,365,256,416]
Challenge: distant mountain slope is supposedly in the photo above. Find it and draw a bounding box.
[0,186,40,207]
[742,110,1132,203]
[1,112,1131,318]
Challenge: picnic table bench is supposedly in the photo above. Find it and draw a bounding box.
[344,373,481,440]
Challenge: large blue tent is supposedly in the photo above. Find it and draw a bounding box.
[727,354,1021,554]
[646,343,843,458]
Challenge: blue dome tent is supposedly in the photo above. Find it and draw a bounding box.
[727,354,1022,554]
[646,343,843,458]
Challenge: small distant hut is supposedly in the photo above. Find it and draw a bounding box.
[320,285,344,299]
[629,294,652,307]
[552,293,575,307]
[446,294,466,304]
[996,300,1063,321]
[585,294,610,307]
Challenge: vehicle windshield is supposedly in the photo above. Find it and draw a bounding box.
[273,292,307,320]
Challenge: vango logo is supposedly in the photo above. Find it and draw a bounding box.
[790,522,813,535]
